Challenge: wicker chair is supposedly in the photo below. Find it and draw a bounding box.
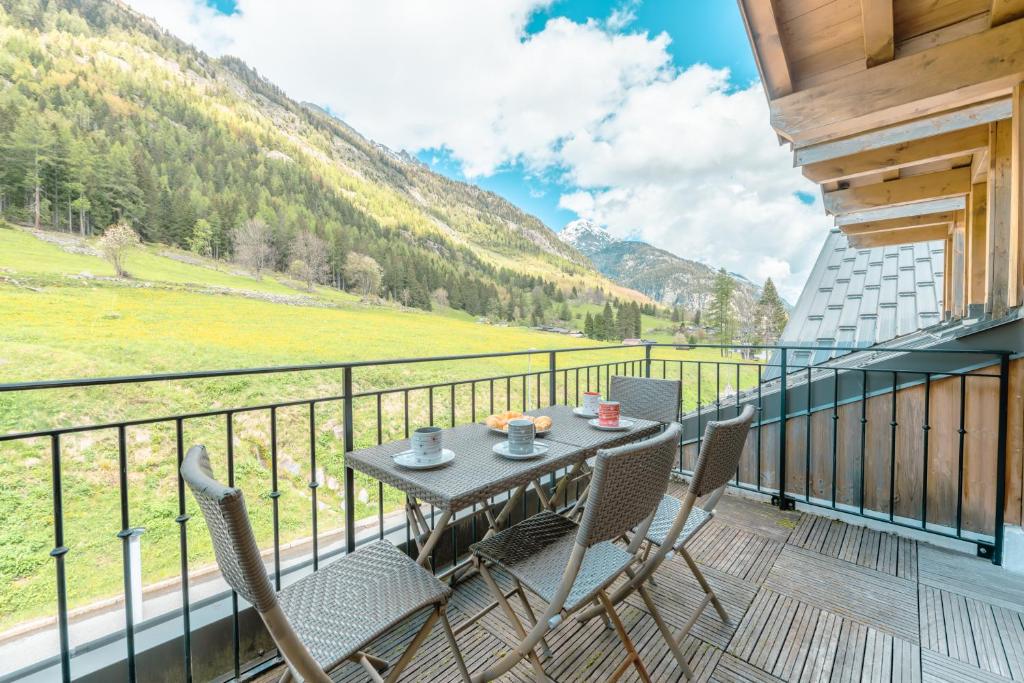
[181,445,470,683]
[467,423,681,683]
[610,375,682,425]
[579,404,756,679]
[567,375,682,518]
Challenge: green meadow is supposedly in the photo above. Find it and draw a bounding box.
[0,225,759,629]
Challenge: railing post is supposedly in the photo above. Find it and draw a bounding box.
[644,343,652,378]
[548,351,557,407]
[343,366,356,554]
[993,352,1010,564]
[775,347,793,510]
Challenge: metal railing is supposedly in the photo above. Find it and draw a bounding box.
[0,341,1011,682]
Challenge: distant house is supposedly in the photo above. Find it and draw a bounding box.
[622,338,643,345]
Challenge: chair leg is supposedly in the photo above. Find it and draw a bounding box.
[383,607,441,683]
[596,589,651,683]
[680,547,729,624]
[476,563,548,682]
[512,579,553,658]
[277,669,294,683]
[636,584,693,680]
[439,607,472,683]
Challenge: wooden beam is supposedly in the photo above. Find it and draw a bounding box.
[860,0,894,67]
[988,120,1013,316]
[972,145,990,184]
[849,224,949,248]
[1011,82,1024,307]
[738,0,792,100]
[968,181,988,307]
[824,168,971,215]
[841,212,954,235]
[794,99,1011,164]
[835,196,967,225]
[769,19,1024,145]
[802,126,989,183]
[952,212,966,316]
[991,0,1024,27]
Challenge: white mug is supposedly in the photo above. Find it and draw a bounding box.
[582,391,601,414]
[411,426,442,463]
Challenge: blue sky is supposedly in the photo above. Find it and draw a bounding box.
[420,1,761,231]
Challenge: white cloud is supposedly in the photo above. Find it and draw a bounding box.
[124,0,826,300]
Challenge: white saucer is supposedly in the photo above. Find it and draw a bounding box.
[492,440,550,460]
[573,407,598,418]
[587,418,636,432]
[490,426,551,437]
[393,448,455,470]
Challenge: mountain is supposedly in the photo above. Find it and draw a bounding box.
[559,219,768,316]
[0,0,645,320]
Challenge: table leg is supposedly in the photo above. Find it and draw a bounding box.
[415,509,453,567]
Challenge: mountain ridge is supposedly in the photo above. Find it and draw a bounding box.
[558,219,769,317]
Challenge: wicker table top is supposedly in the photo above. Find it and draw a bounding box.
[345,404,660,511]
[522,404,661,451]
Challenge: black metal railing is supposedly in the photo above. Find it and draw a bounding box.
[0,341,1012,682]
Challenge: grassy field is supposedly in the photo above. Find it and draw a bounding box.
[0,225,760,630]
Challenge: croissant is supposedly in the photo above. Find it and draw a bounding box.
[534,416,552,431]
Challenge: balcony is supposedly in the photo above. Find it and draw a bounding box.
[0,342,1018,682]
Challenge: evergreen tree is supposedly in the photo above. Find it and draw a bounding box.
[602,302,615,341]
[708,268,736,352]
[584,312,594,338]
[757,278,788,347]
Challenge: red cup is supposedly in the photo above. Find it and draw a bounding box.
[598,400,621,427]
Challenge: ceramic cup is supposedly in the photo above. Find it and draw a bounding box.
[598,400,621,427]
[582,391,602,415]
[411,426,443,463]
[506,418,535,455]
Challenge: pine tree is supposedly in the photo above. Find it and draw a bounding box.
[584,312,594,338]
[757,278,788,346]
[602,302,615,341]
[708,268,736,352]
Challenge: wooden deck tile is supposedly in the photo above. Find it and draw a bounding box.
[920,583,1024,680]
[689,522,784,585]
[921,648,1016,682]
[727,587,920,682]
[764,545,919,642]
[788,515,917,579]
[919,545,1024,612]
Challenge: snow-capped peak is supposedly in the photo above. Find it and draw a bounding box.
[559,219,616,256]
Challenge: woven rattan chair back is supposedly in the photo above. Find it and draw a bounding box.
[577,423,680,547]
[690,404,756,497]
[609,375,681,424]
[181,445,277,612]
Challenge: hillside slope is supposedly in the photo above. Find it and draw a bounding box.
[0,0,646,316]
[560,219,766,316]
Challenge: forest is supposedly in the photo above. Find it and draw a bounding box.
[0,0,623,323]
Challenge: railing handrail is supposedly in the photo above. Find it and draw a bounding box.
[0,341,1010,393]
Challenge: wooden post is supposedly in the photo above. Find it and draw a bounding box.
[968,182,988,312]
[988,120,1013,317]
[952,212,966,317]
[1010,82,1023,308]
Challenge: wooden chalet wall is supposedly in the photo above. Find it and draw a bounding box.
[681,357,1023,536]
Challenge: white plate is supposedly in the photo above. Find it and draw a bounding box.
[492,440,550,460]
[573,407,598,418]
[489,426,551,437]
[587,418,636,432]
[393,448,455,470]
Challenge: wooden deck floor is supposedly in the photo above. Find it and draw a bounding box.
[256,484,1024,682]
